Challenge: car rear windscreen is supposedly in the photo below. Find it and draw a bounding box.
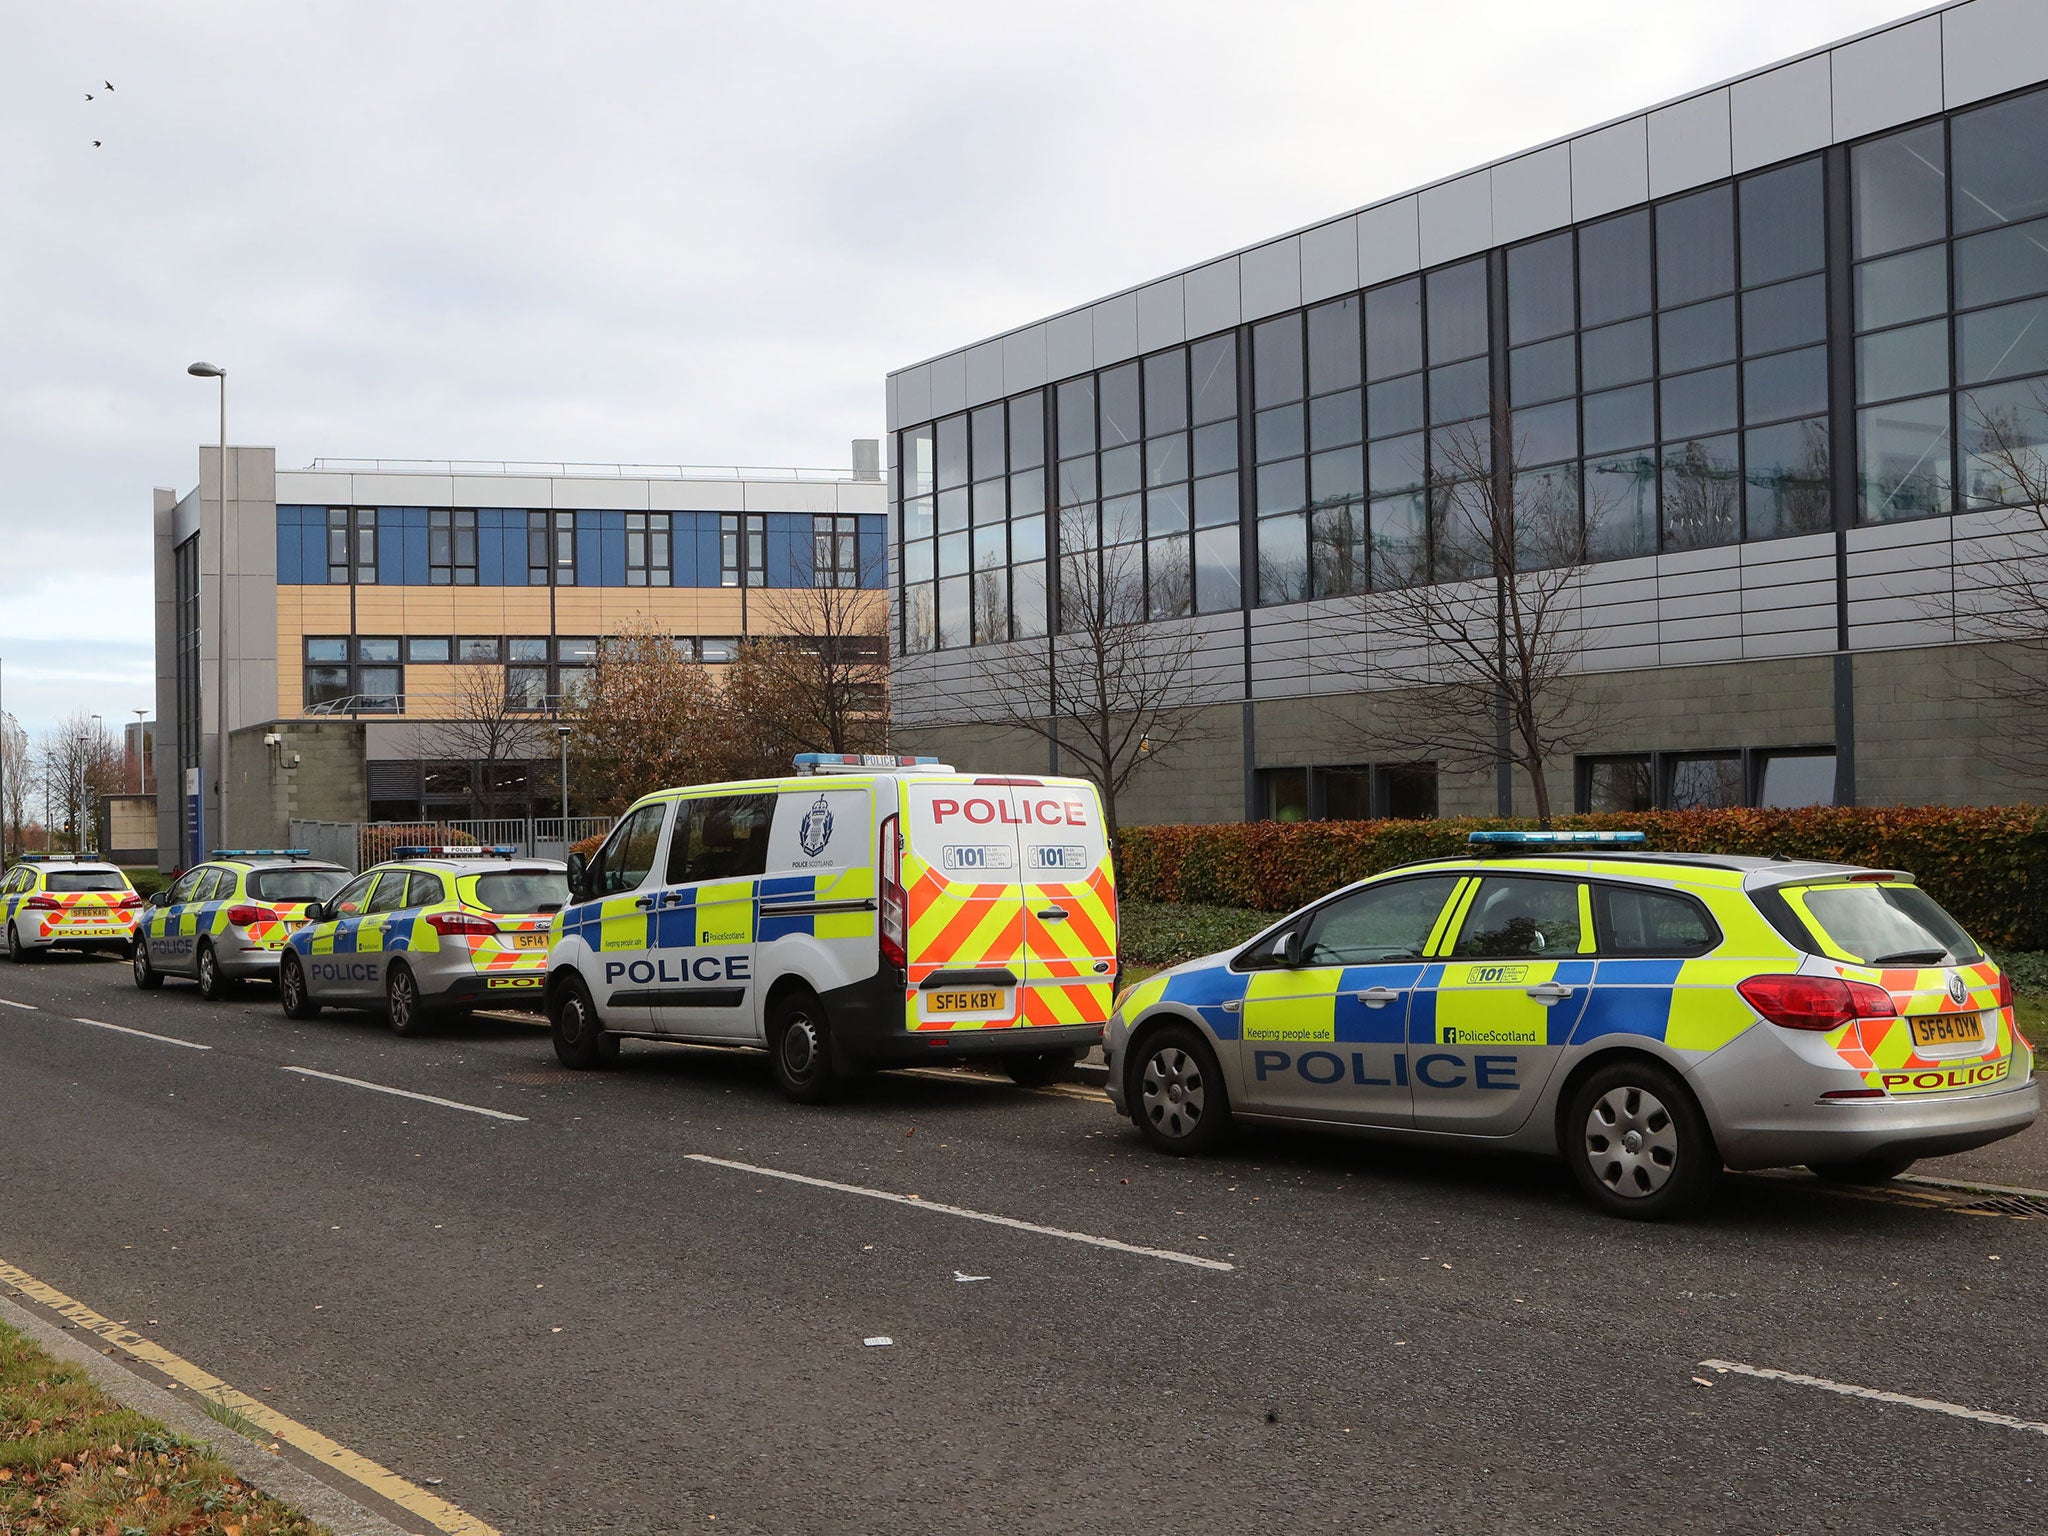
[1795,883,1983,965]
[250,868,351,903]
[470,871,570,913]
[44,871,128,893]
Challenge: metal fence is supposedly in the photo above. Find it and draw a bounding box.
[288,816,615,871]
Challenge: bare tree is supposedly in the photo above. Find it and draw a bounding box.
[565,621,749,816]
[1938,385,2048,772]
[37,713,120,851]
[414,663,552,817]
[727,580,891,760]
[0,715,30,858]
[970,516,1207,845]
[1341,413,1605,823]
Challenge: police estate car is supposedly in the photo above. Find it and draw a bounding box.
[133,850,352,998]
[1,854,141,960]
[1105,831,2039,1219]
[278,847,569,1033]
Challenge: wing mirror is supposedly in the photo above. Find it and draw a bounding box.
[146,889,169,908]
[566,851,590,903]
[304,900,328,923]
[1278,928,1307,967]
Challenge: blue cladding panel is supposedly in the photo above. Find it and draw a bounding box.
[697,516,722,588]
[277,508,303,586]
[575,511,601,586]
[766,514,812,588]
[477,509,505,585]
[377,510,404,585]
[600,510,626,586]
[858,517,886,588]
[402,508,430,585]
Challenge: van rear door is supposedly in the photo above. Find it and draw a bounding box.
[1013,778,1116,1033]
[901,780,1031,1033]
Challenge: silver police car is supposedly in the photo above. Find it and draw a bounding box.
[134,851,352,998]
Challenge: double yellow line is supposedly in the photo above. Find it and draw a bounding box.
[0,1258,499,1536]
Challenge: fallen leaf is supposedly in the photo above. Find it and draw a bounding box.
[1691,1376,1715,1388]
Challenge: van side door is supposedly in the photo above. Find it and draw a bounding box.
[566,801,673,1032]
[647,792,777,1040]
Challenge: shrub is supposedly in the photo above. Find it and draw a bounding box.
[358,823,477,866]
[1117,807,2048,951]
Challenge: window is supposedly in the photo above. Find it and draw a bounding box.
[327,873,377,919]
[408,636,452,663]
[698,636,736,664]
[1756,750,1837,808]
[1579,747,1835,810]
[1298,875,1462,966]
[165,868,207,905]
[1453,877,1584,959]
[626,513,671,586]
[429,509,477,585]
[722,514,765,586]
[592,803,667,895]
[1258,763,1437,820]
[1795,883,1982,966]
[457,636,501,663]
[1582,755,1655,812]
[505,667,550,711]
[816,514,860,587]
[664,794,776,885]
[527,511,552,585]
[1666,752,1743,809]
[1594,885,1718,956]
[302,637,401,712]
[366,872,414,914]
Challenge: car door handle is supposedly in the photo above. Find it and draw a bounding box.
[1221,999,1242,1013]
[1527,982,1575,1002]
[634,895,658,911]
[657,891,686,908]
[1036,907,1068,921]
[1355,986,1405,1007]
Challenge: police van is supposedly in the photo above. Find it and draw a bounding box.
[546,754,1118,1101]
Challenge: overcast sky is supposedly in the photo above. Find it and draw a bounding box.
[1,0,1928,738]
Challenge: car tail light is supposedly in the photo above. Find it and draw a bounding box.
[22,895,59,910]
[225,905,278,928]
[116,894,142,909]
[878,813,907,973]
[1997,969,2016,1013]
[1738,974,1896,1031]
[427,909,497,937]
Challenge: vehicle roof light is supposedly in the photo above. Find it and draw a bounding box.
[389,845,517,859]
[1467,830,1647,847]
[793,753,952,775]
[210,848,312,859]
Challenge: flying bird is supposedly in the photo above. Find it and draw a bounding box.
[85,92,93,100]
[104,81,114,91]
[92,140,101,148]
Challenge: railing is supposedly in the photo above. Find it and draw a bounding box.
[303,693,575,718]
[302,458,861,483]
[289,816,616,871]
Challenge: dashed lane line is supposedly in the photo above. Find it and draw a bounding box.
[0,1256,502,1534]
[70,1016,212,1050]
[0,997,38,1009]
[1700,1358,2048,1437]
[281,1066,528,1122]
[685,1152,1235,1272]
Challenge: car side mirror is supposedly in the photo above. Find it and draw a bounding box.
[304,900,327,922]
[147,889,169,908]
[566,851,590,903]
[1279,929,1306,967]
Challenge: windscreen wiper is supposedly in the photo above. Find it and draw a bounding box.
[1867,948,1949,965]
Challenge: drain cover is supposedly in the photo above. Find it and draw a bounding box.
[497,1071,585,1085]
[1948,1193,2048,1219]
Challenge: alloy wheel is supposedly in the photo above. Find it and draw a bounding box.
[1583,1085,1680,1197]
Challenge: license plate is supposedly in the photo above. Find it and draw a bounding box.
[929,989,1005,1013]
[1909,1013,1986,1048]
[511,933,549,951]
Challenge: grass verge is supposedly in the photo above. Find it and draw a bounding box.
[0,1318,328,1535]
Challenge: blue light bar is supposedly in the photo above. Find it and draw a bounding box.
[793,753,943,769]
[390,845,516,859]
[1468,830,1647,846]
[210,848,311,859]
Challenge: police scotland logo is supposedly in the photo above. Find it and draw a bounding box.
[798,794,835,858]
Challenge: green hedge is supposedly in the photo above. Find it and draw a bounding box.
[1116,807,2048,951]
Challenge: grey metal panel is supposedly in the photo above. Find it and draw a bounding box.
[1183,256,1242,338]
[1731,54,1835,173]
[1848,614,1952,649]
[1655,543,1741,577]
[1742,577,1839,612]
[897,364,934,428]
[1577,639,1660,672]
[1659,589,1743,622]
[1742,624,1836,658]
[1239,236,1303,322]
[1660,633,1744,664]
[1743,600,1838,633]
[1136,277,1186,352]
[1299,217,1360,303]
[1831,15,1945,144]
[1740,555,1837,593]
[1659,610,1744,640]
[1003,325,1050,394]
[886,371,901,432]
[1490,145,1571,246]
[1046,309,1094,382]
[1846,564,1952,603]
[1419,170,1493,266]
[964,339,1005,408]
[1356,200,1421,287]
[929,351,968,418]
[1655,564,1743,600]
[1944,0,2048,109]
[1741,531,1836,566]
[275,471,352,504]
[1648,89,1733,197]
[1845,518,1952,554]
[1571,118,1650,221]
[1091,291,1140,366]
[1847,537,1959,577]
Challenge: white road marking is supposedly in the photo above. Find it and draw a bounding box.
[69,1017,211,1051]
[281,1066,528,1122]
[1700,1359,2048,1436]
[0,998,38,1010]
[686,1152,1234,1272]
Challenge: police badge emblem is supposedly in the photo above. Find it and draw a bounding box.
[799,794,834,858]
[1946,969,1969,1006]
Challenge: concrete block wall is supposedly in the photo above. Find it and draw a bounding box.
[227,721,366,851]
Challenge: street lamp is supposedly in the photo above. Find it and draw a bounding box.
[555,724,572,835]
[133,709,148,793]
[188,362,228,850]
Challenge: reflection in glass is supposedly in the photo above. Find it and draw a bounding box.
[1426,260,1489,362]
[1852,122,1947,258]
[1369,493,1428,589]
[1009,467,1045,520]
[1580,209,1653,326]
[1430,477,1492,583]
[1858,394,1954,522]
[1659,297,1737,373]
[971,477,1005,525]
[1366,277,1424,379]
[1855,246,1948,331]
[1310,446,1364,507]
[1757,752,1836,808]
[1256,456,1306,516]
[1057,377,1096,458]
[1254,313,1305,406]
[1659,366,1738,439]
[1146,484,1190,535]
[937,530,969,577]
[1369,433,1426,497]
[1958,297,2048,385]
[1310,503,1369,597]
[902,538,934,584]
[1099,362,1141,446]
[1310,389,1364,450]
[1307,296,1362,394]
[1056,456,1096,507]
[1255,403,1304,463]
[1857,318,1950,403]
[1256,514,1308,605]
[903,582,936,654]
[1147,534,1193,620]
[1191,335,1237,425]
[1428,357,1489,424]
[937,575,970,649]
[1584,756,1654,813]
[1955,217,2048,313]
[1513,400,1578,467]
[1146,433,1187,487]
[1195,525,1241,611]
[1667,754,1744,810]
[972,565,1008,645]
[1193,420,1239,475]
[1743,347,1828,426]
[972,522,1005,570]
[1585,451,1659,560]
[1144,350,1188,434]
[1511,335,1577,405]
[1010,514,1046,563]
[1739,158,1825,285]
[1194,472,1240,527]
[1583,384,1655,455]
[1100,442,1142,497]
[1008,392,1045,469]
[1508,231,1575,345]
[1011,561,1047,638]
[1661,435,1741,551]
[1959,375,2048,509]
[936,415,969,489]
[1744,418,1832,538]
[1657,185,1736,306]
[1580,318,1654,390]
[904,425,936,498]
[1513,463,1583,570]
[1367,373,1425,437]
[1951,87,2048,236]
[1101,493,1144,547]
[971,404,1005,478]
[903,495,934,540]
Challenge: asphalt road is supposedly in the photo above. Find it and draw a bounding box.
[4,951,2048,1535]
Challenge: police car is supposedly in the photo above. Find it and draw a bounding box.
[133,850,352,998]
[1,854,142,961]
[546,754,1119,1102]
[1105,831,2040,1219]
[278,847,569,1033]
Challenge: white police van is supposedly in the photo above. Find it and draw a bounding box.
[545,754,1119,1101]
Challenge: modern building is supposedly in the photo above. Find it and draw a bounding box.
[886,0,2048,824]
[152,449,887,866]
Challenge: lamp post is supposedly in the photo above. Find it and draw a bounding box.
[188,362,227,850]
[133,709,148,793]
[555,724,572,838]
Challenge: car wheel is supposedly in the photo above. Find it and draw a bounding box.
[1130,1023,1230,1154]
[549,973,618,1069]
[279,952,322,1019]
[132,939,163,990]
[1000,1049,1079,1088]
[767,989,837,1105]
[385,962,433,1037]
[1565,1060,1721,1220]
[1808,1154,1917,1185]
[195,941,238,1001]
[6,923,38,964]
